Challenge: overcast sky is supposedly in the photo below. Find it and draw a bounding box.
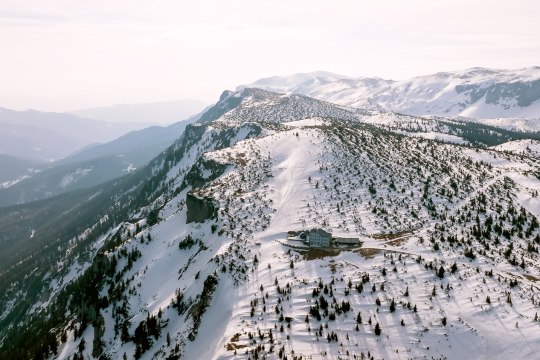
[1,0,539,112]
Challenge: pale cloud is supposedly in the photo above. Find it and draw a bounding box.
[0,0,539,111]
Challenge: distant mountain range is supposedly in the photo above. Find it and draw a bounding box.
[70,99,208,125]
[0,100,207,205]
[242,67,540,121]
[0,99,208,163]
[0,113,199,206]
[0,107,151,162]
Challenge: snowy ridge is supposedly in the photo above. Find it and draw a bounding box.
[476,117,540,132]
[492,139,540,159]
[202,88,359,126]
[241,67,540,123]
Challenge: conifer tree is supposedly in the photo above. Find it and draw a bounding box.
[437,265,445,278]
[374,322,381,336]
[389,298,396,312]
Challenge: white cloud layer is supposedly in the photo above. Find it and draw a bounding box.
[1,0,539,111]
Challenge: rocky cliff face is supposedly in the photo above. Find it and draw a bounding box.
[186,192,217,223]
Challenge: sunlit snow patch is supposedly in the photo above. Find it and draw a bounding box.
[60,167,93,188]
[284,117,330,127]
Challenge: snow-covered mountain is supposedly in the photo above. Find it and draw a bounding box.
[3,88,540,360]
[242,67,540,122]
